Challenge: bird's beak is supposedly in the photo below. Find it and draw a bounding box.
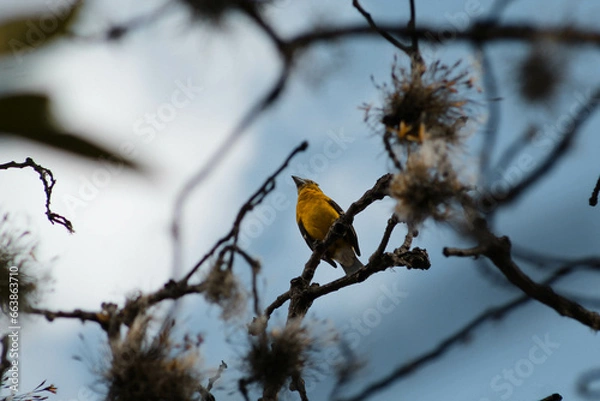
[292,175,306,188]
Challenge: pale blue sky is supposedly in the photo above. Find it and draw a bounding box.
[1,1,600,401]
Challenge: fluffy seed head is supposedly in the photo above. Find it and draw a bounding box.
[103,316,203,401]
[204,261,246,320]
[390,145,466,225]
[243,319,313,396]
[0,213,46,314]
[364,58,477,146]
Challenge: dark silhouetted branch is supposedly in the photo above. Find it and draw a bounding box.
[494,86,600,208]
[444,219,600,330]
[590,174,600,206]
[0,335,10,381]
[300,173,394,285]
[477,48,501,183]
[370,214,400,261]
[183,141,308,283]
[265,290,291,318]
[0,158,74,233]
[352,0,423,73]
[340,261,597,401]
[284,174,431,321]
[289,23,600,52]
[308,247,429,302]
[539,394,562,401]
[172,62,293,279]
[383,131,403,171]
[352,0,411,54]
[29,306,102,325]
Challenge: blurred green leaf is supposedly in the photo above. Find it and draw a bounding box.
[0,1,82,60]
[0,93,139,170]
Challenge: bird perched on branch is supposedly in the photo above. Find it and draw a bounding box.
[292,176,363,276]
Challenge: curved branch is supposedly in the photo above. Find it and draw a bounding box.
[171,62,293,278]
[352,0,411,54]
[590,174,600,207]
[340,261,599,401]
[289,23,600,51]
[494,86,600,208]
[477,48,501,184]
[0,158,73,233]
[182,141,308,283]
[445,219,600,330]
[300,173,394,285]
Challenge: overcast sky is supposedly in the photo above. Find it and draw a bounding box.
[1,1,600,400]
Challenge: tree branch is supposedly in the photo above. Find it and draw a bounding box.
[445,219,600,330]
[352,0,423,74]
[0,158,74,233]
[171,62,293,279]
[284,174,430,322]
[0,335,11,381]
[182,141,308,283]
[300,173,394,285]
[339,261,597,401]
[493,86,600,208]
[477,47,501,183]
[590,174,600,206]
[352,0,411,54]
[289,23,600,51]
[307,247,429,302]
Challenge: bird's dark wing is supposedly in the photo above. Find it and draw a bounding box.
[327,198,361,257]
[298,218,337,268]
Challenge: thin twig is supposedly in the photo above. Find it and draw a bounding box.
[226,245,262,316]
[28,307,102,325]
[445,219,600,330]
[352,0,411,53]
[0,158,74,233]
[288,23,600,51]
[590,174,600,206]
[495,86,600,208]
[265,221,425,320]
[339,296,529,401]
[383,131,403,171]
[370,214,400,261]
[491,125,536,176]
[307,247,429,302]
[406,0,424,73]
[265,290,291,318]
[352,0,424,74]
[477,48,501,183]
[300,174,393,285]
[182,141,308,283]
[171,62,293,280]
[285,174,397,321]
[339,262,596,401]
[207,360,228,392]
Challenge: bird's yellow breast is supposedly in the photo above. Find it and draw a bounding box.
[296,186,340,241]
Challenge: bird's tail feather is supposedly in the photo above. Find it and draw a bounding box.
[341,255,363,276]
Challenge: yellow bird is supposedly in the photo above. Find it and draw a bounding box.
[292,176,363,276]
